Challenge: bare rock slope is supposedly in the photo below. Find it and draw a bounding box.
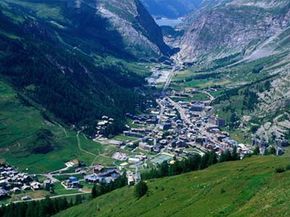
[177,0,290,63]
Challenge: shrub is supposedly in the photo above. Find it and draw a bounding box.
[275,167,286,173]
[220,188,226,194]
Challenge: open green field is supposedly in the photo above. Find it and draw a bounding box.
[0,80,114,173]
[112,134,138,142]
[56,155,290,217]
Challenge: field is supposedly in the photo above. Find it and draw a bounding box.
[0,80,114,173]
[150,153,174,165]
[55,155,290,217]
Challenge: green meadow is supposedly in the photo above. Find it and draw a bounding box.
[56,155,290,217]
[0,80,114,173]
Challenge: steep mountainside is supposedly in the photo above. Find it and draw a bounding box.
[0,0,171,169]
[141,0,203,18]
[0,0,171,134]
[177,0,290,63]
[97,0,172,57]
[56,156,290,217]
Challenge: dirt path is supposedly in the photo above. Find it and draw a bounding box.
[76,131,97,158]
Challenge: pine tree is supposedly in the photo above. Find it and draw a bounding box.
[269,146,276,155]
[231,146,239,161]
[208,151,218,166]
[92,184,98,199]
[220,150,231,162]
[253,146,260,155]
[200,152,210,169]
[135,181,148,198]
[75,195,83,205]
[160,161,169,177]
[25,202,37,217]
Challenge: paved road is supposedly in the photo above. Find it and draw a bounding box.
[156,98,166,125]
[162,64,182,92]
[167,97,192,126]
[201,90,215,102]
[8,192,90,205]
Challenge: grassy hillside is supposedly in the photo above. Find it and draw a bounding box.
[56,155,290,217]
[0,79,116,173]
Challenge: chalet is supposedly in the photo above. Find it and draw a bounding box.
[94,164,105,174]
[0,180,8,188]
[128,157,141,164]
[65,159,80,168]
[196,136,208,145]
[21,185,31,191]
[276,147,285,156]
[139,142,153,152]
[191,103,205,112]
[112,152,128,161]
[12,187,21,194]
[30,181,42,190]
[0,188,8,199]
[65,177,80,189]
[85,168,120,184]
[84,174,99,183]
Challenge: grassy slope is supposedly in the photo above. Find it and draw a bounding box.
[56,155,290,217]
[0,80,115,173]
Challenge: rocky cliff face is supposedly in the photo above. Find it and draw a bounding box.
[177,0,290,63]
[69,0,171,58]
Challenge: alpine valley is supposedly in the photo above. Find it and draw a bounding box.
[0,0,289,217]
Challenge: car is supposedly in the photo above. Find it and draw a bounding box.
[21,195,32,201]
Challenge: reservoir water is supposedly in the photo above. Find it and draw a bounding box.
[154,17,183,27]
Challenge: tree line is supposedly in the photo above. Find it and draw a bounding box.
[91,174,127,199]
[0,195,84,217]
[142,147,240,180]
[0,174,128,217]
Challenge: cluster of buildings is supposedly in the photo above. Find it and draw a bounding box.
[89,89,254,187]
[63,164,122,189]
[113,90,252,168]
[0,164,52,199]
[95,116,115,138]
[252,137,289,156]
[84,166,120,184]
